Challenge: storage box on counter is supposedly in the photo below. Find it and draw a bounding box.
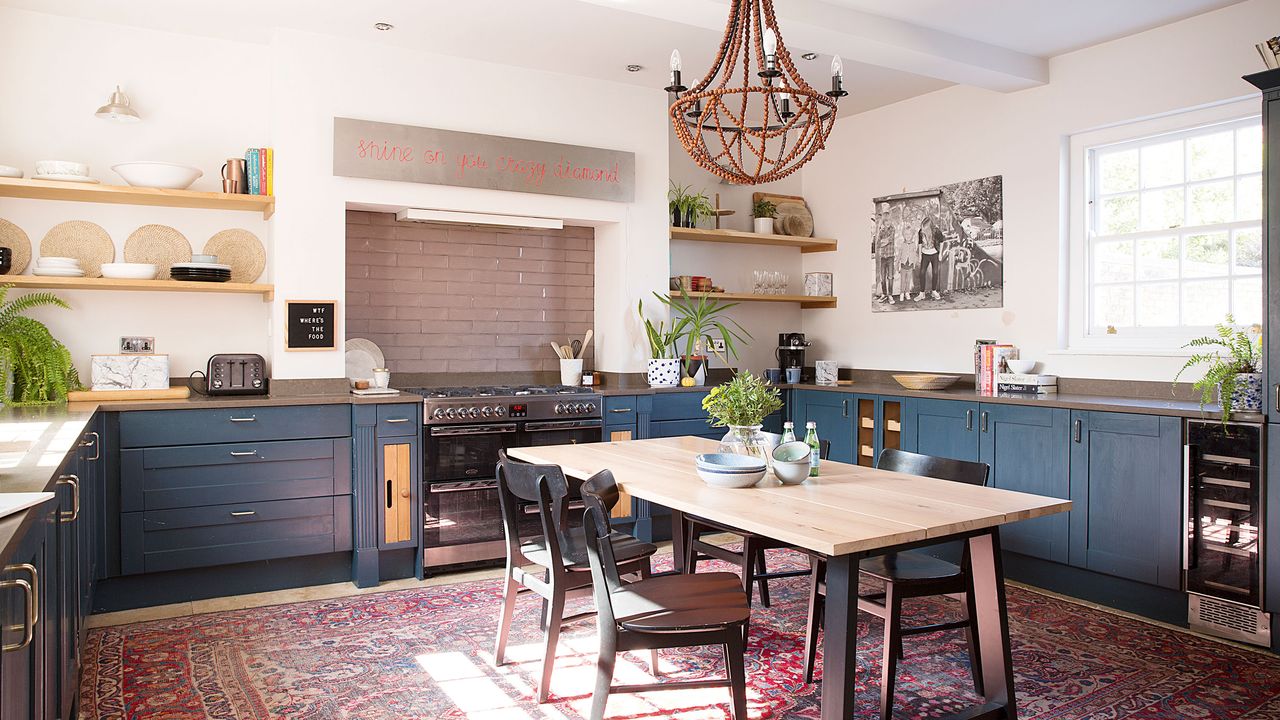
[90,354,171,390]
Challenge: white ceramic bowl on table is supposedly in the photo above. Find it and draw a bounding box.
[695,453,767,488]
[772,441,813,484]
[112,162,203,190]
[100,263,157,280]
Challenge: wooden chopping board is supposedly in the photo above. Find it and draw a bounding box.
[67,387,191,402]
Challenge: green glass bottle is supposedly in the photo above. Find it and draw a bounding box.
[780,421,796,445]
[804,420,820,477]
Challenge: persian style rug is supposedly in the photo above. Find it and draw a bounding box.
[81,551,1280,719]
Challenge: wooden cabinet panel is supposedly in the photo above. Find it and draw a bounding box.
[791,391,855,463]
[383,443,413,545]
[980,404,1071,563]
[901,398,979,462]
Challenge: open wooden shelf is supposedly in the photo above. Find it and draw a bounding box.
[0,177,275,219]
[0,274,274,302]
[668,291,837,309]
[670,226,837,253]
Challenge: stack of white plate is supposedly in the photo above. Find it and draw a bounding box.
[32,256,84,277]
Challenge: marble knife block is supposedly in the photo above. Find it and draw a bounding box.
[90,354,171,391]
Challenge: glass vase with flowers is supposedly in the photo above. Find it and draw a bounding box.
[702,371,784,467]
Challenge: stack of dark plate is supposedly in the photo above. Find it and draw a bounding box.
[170,262,232,283]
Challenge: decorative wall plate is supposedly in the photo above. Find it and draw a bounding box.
[203,228,265,283]
[124,224,192,280]
[40,220,114,277]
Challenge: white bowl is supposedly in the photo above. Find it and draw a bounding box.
[35,160,88,177]
[0,165,21,178]
[100,263,157,280]
[773,459,812,485]
[696,465,767,488]
[112,161,203,190]
[1006,359,1037,374]
[36,256,80,268]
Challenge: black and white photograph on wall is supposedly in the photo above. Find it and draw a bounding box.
[871,174,1004,312]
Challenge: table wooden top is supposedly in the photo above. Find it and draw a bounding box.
[507,436,1072,557]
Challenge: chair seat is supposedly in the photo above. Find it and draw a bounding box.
[521,528,656,570]
[687,515,794,550]
[614,572,750,631]
[860,551,962,583]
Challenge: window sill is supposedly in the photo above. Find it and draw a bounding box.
[1049,347,1196,358]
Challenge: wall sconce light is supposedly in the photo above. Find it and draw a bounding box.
[95,86,141,122]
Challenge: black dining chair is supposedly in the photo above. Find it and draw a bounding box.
[803,448,990,720]
[492,451,657,703]
[683,438,832,607]
[580,469,751,720]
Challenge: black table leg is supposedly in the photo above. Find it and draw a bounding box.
[820,553,860,719]
[670,508,687,574]
[964,527,1018,720]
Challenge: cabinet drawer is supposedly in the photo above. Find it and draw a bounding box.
[650,392,709,421]
[120,438,352,511]
[376,404,420,437]
[121,496,353,574]
[119,404,350,448]
[603,395,638,425]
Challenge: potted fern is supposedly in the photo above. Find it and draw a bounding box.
[0,284,80,405]
[1175,315,1262,422]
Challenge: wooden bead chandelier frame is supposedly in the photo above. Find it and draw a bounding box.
[665,0,847,185]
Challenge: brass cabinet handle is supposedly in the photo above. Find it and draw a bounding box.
[79,431,100,461]
[229,416,257,423]
[0,577,32,652]
[965,409,974,432]
[230,511,256,517]
[229,451,258,457]
[57,475,79,522]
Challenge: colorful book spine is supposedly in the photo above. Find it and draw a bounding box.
[244,149,257,195]
[997,384,1059,394]
[974,340,995,392]
[980,345,1017,396]
[265,148,274,196]
[258,147,268,196]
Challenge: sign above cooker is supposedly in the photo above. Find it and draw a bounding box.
[332,117,636,203]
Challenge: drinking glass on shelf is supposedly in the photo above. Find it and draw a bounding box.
[753,270,765,295]
[772,271,784,295]
[780,273,790,295]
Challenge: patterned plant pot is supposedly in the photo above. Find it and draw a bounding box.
[647,358,681,387]
[1221,372,1263,416]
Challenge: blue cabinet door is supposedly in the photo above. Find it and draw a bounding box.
[901,398,979,462]
[979,404,1071,563]
[1068,411,1182,589]
[792,390,854,463]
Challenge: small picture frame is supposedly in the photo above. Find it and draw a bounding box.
[805,272,833,297]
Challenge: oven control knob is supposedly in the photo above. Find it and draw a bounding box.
[554,403,565,415]
[585,403,596,413]
[572,403,585,414]
[494,406,506,417]
[481,406,493,418]
[467,407,479,418]
[445,408,457,419]
[432,408,445,419]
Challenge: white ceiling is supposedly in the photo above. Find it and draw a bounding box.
[0,0,1246,112]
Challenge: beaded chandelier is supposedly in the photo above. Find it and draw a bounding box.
[665,0,847,185]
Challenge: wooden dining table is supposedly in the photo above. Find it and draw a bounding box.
[508,435,1072,720]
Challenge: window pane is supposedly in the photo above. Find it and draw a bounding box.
[1140,187,1184,230]
[1236,174,1262,221]
[1234,228,1262,274]
[1094,285,1133,328]
[1184,232,1229,277]
[1141,139,1183,188]
[1098,149,1139,193]
[1100,194,1138,234]
[1093,240,1133,282]
[1136,236,1179,280]
[1187,130,1233,180]
[1182,280,1229,326]
[1232,276,1262,326]
[1187,180,1234,226]
[1136,282,1179,327]
[1237,125,1262,174]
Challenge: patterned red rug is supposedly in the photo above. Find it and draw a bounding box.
[81,550,1280,719]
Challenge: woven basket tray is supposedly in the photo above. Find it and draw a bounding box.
[0,219,32,275]
[124,225,192,280]
[40,220,115,277]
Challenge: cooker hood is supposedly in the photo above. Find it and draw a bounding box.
[396,207,564,230]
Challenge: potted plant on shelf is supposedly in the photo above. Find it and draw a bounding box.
[1175,315,1263,422]
[0,284,80,405]
[655,290,750,386]
[752,198,777,235]
[702,370,783,466]
[668,181,692,228]
[638,297,684,387]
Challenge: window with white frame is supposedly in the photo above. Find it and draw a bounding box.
[1085,116,1263,339]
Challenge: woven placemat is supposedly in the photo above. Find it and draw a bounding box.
[40,220,114,277]
[124,225,191,280]
[203,228,265,283]
[0,219,32,275]
[775,202,814,237]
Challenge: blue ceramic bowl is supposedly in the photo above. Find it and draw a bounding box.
[695,453,767,470]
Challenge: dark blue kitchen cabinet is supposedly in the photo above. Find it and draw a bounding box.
[901,398,980,462]
[0,500,56,720]
[1268,423,1280,615]
[1068,411,1182,589]
[648,391,721,440]
[790,390,855,463]
[602,395,642,442]
[979,404,1071,563]
[352,403,421,588]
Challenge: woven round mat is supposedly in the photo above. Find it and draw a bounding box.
[775,202,814,238]
[124,225,191,280]
[203,228,265,283]
[0,219,32,275]
[40,220,114,277]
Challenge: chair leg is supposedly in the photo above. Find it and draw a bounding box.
[755,548,771,608]
[880,582,903,720]
[649,649,661,676]
[725,627,749,720]
[537,590,566,704]
[590,634,618,720]
[741,535,759,607]
[803,562,825,684]
[685,523,699,576]
[493,573,519,666]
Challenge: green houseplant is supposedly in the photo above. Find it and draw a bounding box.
[702,371,783,464]
[654,290,750,385]
[751,198,777,235]
[667,182,715,228]
[1175,314,1263,422]
[0,284,80,405]
[638,297,684,387]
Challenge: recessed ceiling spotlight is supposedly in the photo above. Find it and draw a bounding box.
[626,64,643,72]
[374,22,394,31]
[801,52,819,60]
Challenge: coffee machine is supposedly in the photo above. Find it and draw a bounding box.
[775,332,810,371]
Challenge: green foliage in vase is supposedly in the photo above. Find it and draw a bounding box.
[1174,314,1262,422]
[702,371,783,428]
[0,284,81,405]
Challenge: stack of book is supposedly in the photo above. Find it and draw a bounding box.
[974,341,1019,396]
[996,373,1058,396]
[244,147,274,196]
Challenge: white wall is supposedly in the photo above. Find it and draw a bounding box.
[800,0,1278,381]
[0,8,272,377]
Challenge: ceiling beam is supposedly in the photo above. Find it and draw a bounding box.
[572,0,1049,92]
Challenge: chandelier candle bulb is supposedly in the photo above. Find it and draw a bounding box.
[761,28,780,76]
[667,49,686,92]
[829,55,848,97]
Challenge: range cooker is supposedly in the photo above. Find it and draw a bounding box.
[402,384,602,569]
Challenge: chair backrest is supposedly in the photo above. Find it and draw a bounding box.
[876,447,989,486]
[495,450,572,570]
[580,469,626,628]
[819,438,832,460]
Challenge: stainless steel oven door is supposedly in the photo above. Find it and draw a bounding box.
[425,422,518,483]
[521,418,603,447]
